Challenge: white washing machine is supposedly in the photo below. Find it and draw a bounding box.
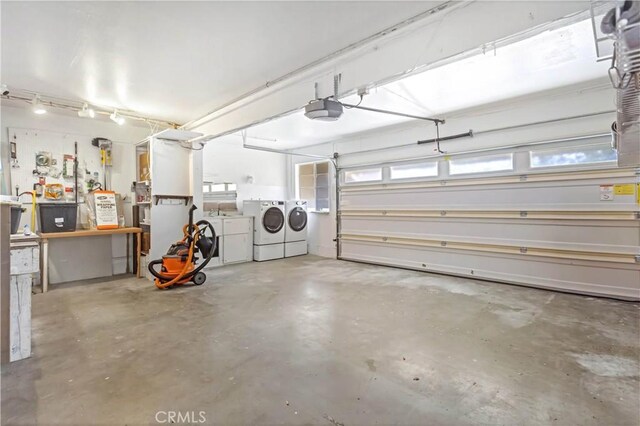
[243,200,285,261]
[284,200,308,257]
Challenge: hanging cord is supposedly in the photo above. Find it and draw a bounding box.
[343,94,364,109]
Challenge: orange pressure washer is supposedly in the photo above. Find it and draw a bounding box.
[148,205,217,289]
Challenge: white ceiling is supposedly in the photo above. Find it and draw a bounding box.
[243,18,610,149]
[1,1,442,124]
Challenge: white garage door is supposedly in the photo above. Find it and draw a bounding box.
[339,138,640,300]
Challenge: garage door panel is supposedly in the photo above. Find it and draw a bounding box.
[341,240,640,300]
[340,164,640,299]
[342,180,639,210]
[340,217,640,252]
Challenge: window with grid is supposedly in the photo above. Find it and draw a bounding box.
[202,182,237,201]
[296,161,330,212]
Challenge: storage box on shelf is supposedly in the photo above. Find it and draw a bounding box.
[38,202,77,233]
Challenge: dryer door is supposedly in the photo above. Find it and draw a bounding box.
[288,207,307,232]
[263,207,285,234]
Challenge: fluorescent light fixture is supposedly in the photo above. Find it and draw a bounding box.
[78,103,95,118]
[32,95,47,115]
[110,109,125,125]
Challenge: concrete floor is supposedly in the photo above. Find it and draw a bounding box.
[2,256,639,425]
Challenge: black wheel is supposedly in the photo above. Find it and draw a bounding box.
[193,272,206,285]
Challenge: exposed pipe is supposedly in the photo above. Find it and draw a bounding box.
[74,141,78,205]
[180,6,594,138]
[181,1,458,130]
[242,144,334,161]
[334,152,341,260]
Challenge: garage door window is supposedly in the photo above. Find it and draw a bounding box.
[344,168,382,183]
[530,143,617,168]
[449,153,514,175]
[390,162,438,180]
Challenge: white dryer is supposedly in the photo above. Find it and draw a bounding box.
[243,200,285,261]
[284,200,308,257]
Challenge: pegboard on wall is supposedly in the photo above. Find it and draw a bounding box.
[8,127,105,202]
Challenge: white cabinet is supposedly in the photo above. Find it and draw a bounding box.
[223,234,251,264]
[9,234,39,362]
[222,217,253,265]
[207,217,223,269]
[10,240,39,275]
[150,138,192,197]
[9,275,31,361]
[204,216,253,268]
[223,217,252,236]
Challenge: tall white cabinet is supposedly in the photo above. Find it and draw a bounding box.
[135,129,203,270]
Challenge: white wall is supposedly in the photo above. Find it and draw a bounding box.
[289,81,617,259]
[2,104,149,225]
[1,103,150,284]
[201,135,287,212]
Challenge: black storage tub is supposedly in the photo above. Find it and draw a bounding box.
[38,203,78,233]
[10,205,23,234]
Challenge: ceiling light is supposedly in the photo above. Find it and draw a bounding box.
[78,103,95,118]
[110,109,125,125]
[304,98,343,121]
[32,95,47,115]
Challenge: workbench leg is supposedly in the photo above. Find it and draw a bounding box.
[126,234,130,274]
[136,233,141,278]
[42,239,49,293]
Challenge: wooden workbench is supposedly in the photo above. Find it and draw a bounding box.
[39,227,142,292]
